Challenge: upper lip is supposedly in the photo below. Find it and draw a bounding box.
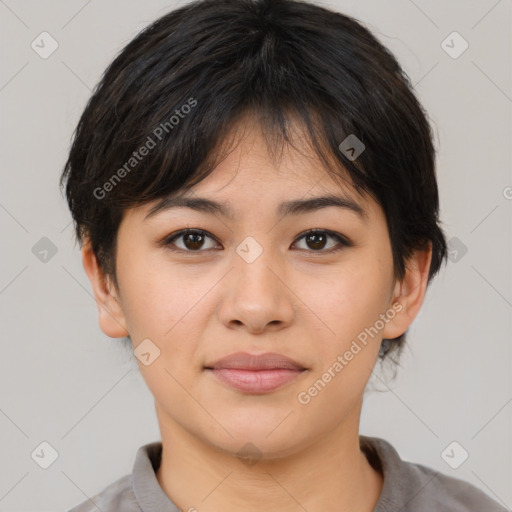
[205,352,307,371]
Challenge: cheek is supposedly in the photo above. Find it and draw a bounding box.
[304,261,391,341]
[293,264,389,415]
[125,266,213,404]
[118,256,217,380]
[116,248,201,338]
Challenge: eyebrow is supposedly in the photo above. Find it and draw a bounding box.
[144,193,368,223]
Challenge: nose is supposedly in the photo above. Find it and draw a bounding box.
[216,238,295,334]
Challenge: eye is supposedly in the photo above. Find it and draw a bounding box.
[292,229,351,253]
[163,229,219,252]
[162,228,350,254]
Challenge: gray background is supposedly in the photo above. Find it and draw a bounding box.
[0,0,510,510]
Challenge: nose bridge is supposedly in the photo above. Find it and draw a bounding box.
[233,236,279,290]
[217,233,294,331]
[233,233,281,293]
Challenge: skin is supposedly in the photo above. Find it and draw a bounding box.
[82,116,432,512]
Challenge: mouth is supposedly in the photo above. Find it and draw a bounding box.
[204,352,308,394]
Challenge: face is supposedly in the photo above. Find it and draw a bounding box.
[85,118,426,459]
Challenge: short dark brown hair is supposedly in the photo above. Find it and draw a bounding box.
[60,0,448,363]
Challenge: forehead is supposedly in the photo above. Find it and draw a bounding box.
[130,115,383,225]
[201,114,353,189]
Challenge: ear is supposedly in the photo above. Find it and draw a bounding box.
[81,238,129,338]
[381,244,433,340]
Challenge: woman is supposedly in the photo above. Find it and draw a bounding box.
[61,0,507,510]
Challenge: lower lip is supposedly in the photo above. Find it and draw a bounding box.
[207,368,305,393]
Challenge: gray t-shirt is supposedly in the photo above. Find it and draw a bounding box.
[68,436,508,511]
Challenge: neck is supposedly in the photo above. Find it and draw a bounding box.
[155,401,383,512]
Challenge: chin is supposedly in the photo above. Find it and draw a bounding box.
[201,422,308,462]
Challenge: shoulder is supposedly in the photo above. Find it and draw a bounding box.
[360,436,508,512]
[67,441,168,512]
[399,459,507,512]
[67,474,140,512]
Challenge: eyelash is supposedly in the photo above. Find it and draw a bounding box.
[161,228,351,255]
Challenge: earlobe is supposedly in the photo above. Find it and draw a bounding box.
[381,244,433,340]
[81,239,129,338]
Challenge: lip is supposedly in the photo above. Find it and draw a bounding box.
[206,352,307,371]
[204,352,308,394]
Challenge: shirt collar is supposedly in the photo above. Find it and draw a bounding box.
[132,441,181,511]
[131,436,418,511]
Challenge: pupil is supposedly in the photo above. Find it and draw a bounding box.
[307,233,326,250]
[185,232,203,250]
